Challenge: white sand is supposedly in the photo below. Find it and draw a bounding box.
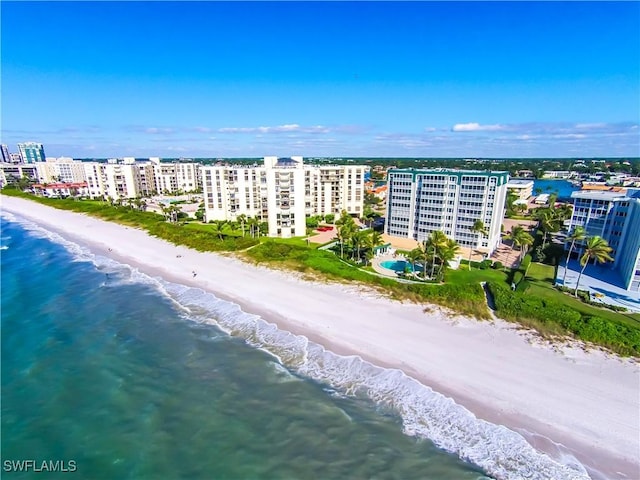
[2,195,639,479]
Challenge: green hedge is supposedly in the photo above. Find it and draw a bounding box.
[488,282,639,356]
[513,271,524,285]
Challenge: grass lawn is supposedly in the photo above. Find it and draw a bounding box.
[526,262,640,328]
[447,267,508,285]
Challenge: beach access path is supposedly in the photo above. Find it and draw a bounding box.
[2,195,638,480]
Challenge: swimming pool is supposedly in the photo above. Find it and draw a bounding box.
[380,260,415,273]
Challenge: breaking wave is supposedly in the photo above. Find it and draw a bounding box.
[4,212,590,480]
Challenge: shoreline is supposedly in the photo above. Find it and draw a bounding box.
[2,195,639,480]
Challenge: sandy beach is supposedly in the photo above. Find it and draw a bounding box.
[2,195,638,480]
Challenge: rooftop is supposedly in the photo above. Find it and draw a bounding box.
[571,190,629,201]
[506,179,534,187]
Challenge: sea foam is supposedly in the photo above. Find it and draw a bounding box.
[4,213,591,480]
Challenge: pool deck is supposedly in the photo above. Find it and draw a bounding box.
[372,253,408,277]
[556,260,640,313]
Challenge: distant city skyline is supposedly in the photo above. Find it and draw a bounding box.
[2,1,638,158]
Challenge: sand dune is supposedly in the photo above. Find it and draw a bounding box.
[2,195,638,480]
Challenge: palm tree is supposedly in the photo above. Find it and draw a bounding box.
[247,217,259,238]
[406,248,423,277]
[537,208,561,248]
[369,230,384,249]
[210,220,228,240]
[412,241,432,279]
[425,230,448,279]
[350,230,370,262]
[506,225,524,261]
[437,238,460,281]
[168,205,182,223]
[237,214,248,237]
[573,236,614,296]
[468,220,488,270]
[517,231,534,262]
[561,226,586,286]
[335,210,356,259]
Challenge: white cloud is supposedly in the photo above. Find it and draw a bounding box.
[218,124,339,135]
[144,127,175,134]
[452,122,505,132]
[574,123,607,130]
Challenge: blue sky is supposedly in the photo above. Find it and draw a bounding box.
[2,1,639,158]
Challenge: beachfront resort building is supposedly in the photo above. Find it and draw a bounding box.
[385,169,509,254]
[568,188,640,291]
[1,145,11,163]
[34,157,87,184]
[201,156,366,238]
[151,159,201,194]
[82,159,202,200]
[0,163,39,188]
[17,142,46,164]
[82,161,156,200]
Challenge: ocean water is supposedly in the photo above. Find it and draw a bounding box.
[0,213,589,480]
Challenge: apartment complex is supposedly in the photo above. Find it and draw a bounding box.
[151,159,200,194]
[35,157,87,184]
[569,189,640,291]
[1,145,11,163]
[385,169,509,254]
[0,163,39,189]
[201,157,366,238]
[17,142,46,163]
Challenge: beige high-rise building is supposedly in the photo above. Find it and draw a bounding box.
[35,157,86,184]
[154,162,200,194]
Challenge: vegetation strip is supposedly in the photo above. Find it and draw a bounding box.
[3,188,638,357]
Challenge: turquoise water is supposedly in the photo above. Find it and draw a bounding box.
[0,216,487,479]
[533,179,579,201]
[1,213,589,480]
[380,260,415,272]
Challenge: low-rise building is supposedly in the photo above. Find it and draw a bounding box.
[32,182,89,198]
[506,178,534,200]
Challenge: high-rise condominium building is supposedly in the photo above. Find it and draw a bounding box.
[201,157,366,238]
[17,142,46,163]
[154,162,200,194]
[35,157,87,184]
[385,169,509,254]
[569,189,640,291]
[1,144,11,163]
[82,162,154,200]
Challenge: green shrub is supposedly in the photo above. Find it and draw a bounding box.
[492,261,503,270]
[513,271,524,285]
[520,254,532,272]
[516,279,530,292]
[487,282,638,356]
[479,259,492,270]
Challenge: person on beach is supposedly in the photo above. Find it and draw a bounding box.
[192,271,197,278]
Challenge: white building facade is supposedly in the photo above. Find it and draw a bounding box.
[154,162,201,194]
[201,157,366,238]
[385,169,509,254]
[35,157,87,184]
[569,189,640,291]
[506,178,534,200]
